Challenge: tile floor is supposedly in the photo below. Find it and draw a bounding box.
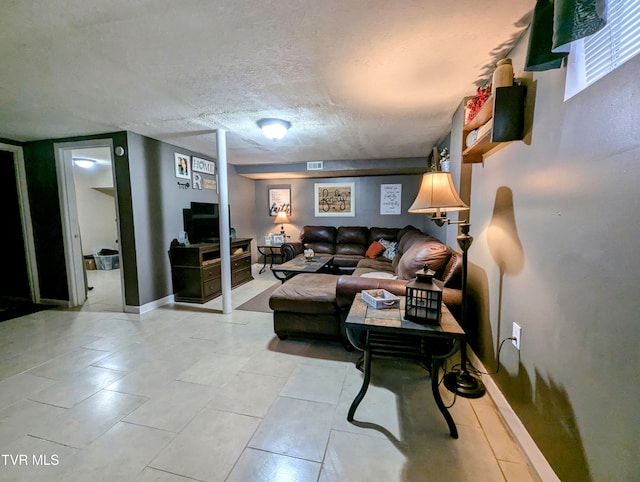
[0,265,538,481]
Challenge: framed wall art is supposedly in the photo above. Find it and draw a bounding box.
[314,182,355,217]
[174,153,191,179]
[268,188,291,216]
[380,183,401,215]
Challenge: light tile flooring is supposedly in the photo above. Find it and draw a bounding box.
[0,265,538,481]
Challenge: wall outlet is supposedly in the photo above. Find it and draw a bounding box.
[512,322,522,350]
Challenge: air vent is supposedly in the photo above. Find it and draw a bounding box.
[307,161,324,171]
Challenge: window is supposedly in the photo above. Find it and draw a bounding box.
[565,0,640,100]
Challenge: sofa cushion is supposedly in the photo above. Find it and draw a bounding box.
[365,241,386,259]
[369,227,400,244]
[356,257,393,271]
[336,226,368,245]
[302,225,337,254]
[378,239,398,260]
[269,273,337,315]
[397,225,422,244]
[397,230,428,255]
[396,240,452,280]
[335,243,366,256]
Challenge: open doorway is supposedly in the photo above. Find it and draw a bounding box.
[0,143,41,318]
[55,140,124,311]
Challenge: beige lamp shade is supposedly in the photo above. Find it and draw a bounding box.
[408,172,469,215]
[274,210,289,234]
[274,211,289,224]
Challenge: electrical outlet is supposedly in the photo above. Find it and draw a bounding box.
[512,322,522,350]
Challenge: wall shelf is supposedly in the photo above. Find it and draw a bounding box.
[462,85,527,164]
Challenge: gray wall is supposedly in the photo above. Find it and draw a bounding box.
[462,33,640,481]
[125,132,257,305]
[254,175,437,243]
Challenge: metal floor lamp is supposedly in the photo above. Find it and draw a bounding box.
[408,171,486,398]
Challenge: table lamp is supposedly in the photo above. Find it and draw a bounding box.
[274,211,289,235]
[408,171,486,398]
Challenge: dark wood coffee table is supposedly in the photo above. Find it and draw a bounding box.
[271,255,334,282]
[345,293,465,438]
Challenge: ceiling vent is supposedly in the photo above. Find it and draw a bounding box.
[307,161,324,171]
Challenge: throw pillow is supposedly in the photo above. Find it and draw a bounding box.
[365,241,386,259]
[378,239,398,260]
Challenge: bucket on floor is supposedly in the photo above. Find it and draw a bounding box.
[93,248,120,270]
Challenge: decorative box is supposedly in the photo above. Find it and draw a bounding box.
[362,289,400,310]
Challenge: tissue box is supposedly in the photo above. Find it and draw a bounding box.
[362,289,400,309]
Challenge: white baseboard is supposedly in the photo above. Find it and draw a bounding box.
[125,294,174,314]
[468,350,560,482]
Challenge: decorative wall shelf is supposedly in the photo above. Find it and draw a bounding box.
[462,85,527,164]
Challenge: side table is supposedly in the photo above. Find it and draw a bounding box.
[257,245,283,274]
[344,294,465,438]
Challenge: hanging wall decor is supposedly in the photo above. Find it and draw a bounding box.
[268,188,291,216]
[175,153,191,179]
[314,182,355,217]
[380,184,401,215]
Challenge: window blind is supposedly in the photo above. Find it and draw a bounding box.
[565,0,640,100]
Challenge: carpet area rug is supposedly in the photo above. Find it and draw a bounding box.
[236,282,280,313]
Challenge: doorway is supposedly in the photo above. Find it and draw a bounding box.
[0,144,39,308]
[55,140,124,311]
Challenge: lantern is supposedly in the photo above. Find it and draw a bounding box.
[404,265,442,325]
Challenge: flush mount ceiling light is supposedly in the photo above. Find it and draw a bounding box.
[72,158,97,169]
[257,118,291,141]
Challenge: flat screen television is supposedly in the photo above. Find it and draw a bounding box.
[183,202,223,244]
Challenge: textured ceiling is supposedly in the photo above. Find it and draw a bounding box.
[0,1,534,166]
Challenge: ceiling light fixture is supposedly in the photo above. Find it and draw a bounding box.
[257,118,291,141]
[72,158,97,169]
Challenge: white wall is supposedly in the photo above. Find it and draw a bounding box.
[72,162,118,256]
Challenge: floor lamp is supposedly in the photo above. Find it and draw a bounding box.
[408,171,486,398]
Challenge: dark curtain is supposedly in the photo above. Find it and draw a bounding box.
[525,0,608,71]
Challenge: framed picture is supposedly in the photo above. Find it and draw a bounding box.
[380,184,401,215]
[314,182,355,217]
[268,188,291,216]
[175,153,191,179]
[271,233,285,245]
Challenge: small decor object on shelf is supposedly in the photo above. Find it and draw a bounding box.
[362,289,400,310]
[404,265,442,325]
[303,248,315,261]
[465,85,491,124]
[439,147,450,172]
[492,58,514,97]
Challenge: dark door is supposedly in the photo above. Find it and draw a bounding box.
[0,149,31,300]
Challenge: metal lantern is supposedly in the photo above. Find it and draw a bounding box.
[404,266,442,325]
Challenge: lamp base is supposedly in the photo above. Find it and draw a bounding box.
[443,369,486,399]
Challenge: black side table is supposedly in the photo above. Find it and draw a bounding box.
[257,245,284,274]
[345,294,465,438]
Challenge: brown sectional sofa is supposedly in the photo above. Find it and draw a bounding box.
[269,225,463,347]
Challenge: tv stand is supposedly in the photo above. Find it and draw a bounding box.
[169,238,253,303]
